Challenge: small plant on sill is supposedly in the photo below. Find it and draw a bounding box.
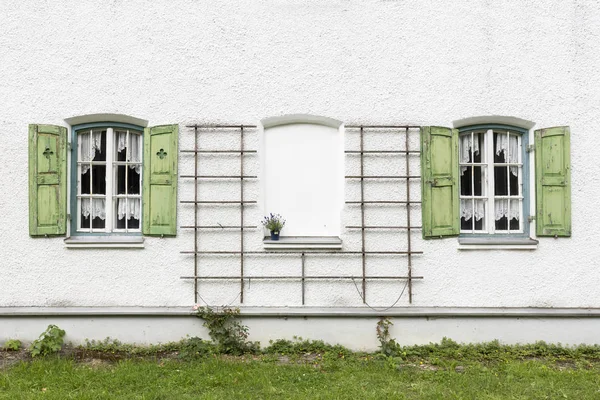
[262,213,286,240]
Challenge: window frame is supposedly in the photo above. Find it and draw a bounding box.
[457,123,531,239]
[69,122,144,237]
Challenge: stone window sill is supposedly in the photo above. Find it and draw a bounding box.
[458,236,538,250]
[64,236,144,249]
[263,236,342,250]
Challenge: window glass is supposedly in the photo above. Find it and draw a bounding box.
[459,127,525,235]
[75,126,142,234]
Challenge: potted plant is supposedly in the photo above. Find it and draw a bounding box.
[262,213,285,240]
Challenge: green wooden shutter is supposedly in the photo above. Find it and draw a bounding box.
[420,126,459,239]
[535,126,571,237]
[143,124,178,236]
[29,124,67,236]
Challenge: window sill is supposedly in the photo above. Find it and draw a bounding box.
[263,236,342,250]
[458,236,538,250]
[64,236,145,249]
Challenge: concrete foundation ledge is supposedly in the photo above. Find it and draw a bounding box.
[3,307,600,350]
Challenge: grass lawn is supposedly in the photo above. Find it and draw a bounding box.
[2,355,600,399]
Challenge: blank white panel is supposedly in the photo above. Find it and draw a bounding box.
[263,123,343,236]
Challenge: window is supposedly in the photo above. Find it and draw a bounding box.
[28,119,179,242]
[72,123,143,234]
[261,115,344,244]
[458,125,528,235]
[420,123,571,243]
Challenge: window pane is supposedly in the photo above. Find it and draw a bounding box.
[80,168,90,194]
[116,166,126,195]
[80,198,106,229]
[493,132,507,163]
[116,198,141,230]
[494,166,508,196]
[116,130,127,161]
[509,199,520,230]
[80,202,90,228]
[460,199,486,231]
[128,167,141,194]
[473,166,484,196]
[460,199,473,230]
[91,165,106,194]
[92,131,106,162]
[130,133,142,163]
[495,199,508,230]
[474,199,485,231]
[509,167,519,195]
[474,132,485,162]
[460,166,472,195]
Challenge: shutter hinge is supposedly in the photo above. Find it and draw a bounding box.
[67,213,71,221]
[526,144,535,153]
[528,215,536,222]
[67,142,73,152]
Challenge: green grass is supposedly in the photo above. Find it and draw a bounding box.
[2,356,600,399]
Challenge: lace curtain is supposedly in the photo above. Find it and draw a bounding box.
[494,199,520,221]
[117,132,142,173]
[459,135,479,175]
[117,199,141,220]
[79,131,102,174]
[461,199,485,221]
[81,198,141,221]
[461,199,520,222]
[496,134,519,176]
[81,198,106,220]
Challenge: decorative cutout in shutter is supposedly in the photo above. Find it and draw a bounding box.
[29,124,67,236]
[420,126,459,238]
[535,126,571,237]
[143,124,178,236]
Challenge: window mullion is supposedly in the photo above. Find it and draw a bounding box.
[506,131,511,234]
[486,129,495,234]
[88,129,93,233]
[126,130,130,232]
[518,134,523,232]
[106,128,114,233]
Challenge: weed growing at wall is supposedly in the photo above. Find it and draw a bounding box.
[30,324,65,357]
[376,317,401,356]
[194,306,259,355]
[3,339,22,351]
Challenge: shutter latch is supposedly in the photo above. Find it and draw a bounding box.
[528,215,536,222]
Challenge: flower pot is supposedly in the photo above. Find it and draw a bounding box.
[270,231,280,241]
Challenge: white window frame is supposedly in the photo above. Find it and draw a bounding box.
[69,122,144,236]
[459,127,527,236]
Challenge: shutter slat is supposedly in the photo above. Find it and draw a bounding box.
[420,126,459,238]
[143,124,178,236]
[29,124,67,236]
[535,126,571,237]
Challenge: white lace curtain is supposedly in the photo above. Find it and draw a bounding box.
[81,198,106,220]
[461,199,520,222]
[496,134,519,176]
[117,132,142,173]
[461,199,485,222]
[117,198,141,220]
[79,131,102,174]
[459,134,479,175]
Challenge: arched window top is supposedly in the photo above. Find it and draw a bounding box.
[261,114,343,129]
[64,113,148,128]
[452,115,535,130]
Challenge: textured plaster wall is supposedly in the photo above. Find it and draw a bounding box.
[1,1,600,310]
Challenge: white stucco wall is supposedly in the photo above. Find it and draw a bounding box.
[1,0,600,329]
